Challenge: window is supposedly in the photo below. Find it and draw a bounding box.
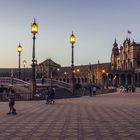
[137,61,140,66]
[137,53,139,58]
[118,60,119,64]
[130,62,133,69]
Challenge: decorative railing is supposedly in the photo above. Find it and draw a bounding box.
[36,78,72,91]
[0,77,31,93]
[0,77,71,91]
[0,77,30,85]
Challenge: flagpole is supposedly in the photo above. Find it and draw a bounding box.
[127,30,131,39]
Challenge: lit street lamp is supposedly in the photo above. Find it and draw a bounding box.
[69,31,76,95]
[11,69,14,85]
[102,69,109,88]
[76,68,80,83]
[56,68,60,80]
[106,72,109,88]
[102,69,106,88]
[23,60,27,81]
[64,72,67,82]
[31,18,38,97]
[17,43,22,79]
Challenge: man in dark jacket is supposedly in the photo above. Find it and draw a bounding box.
[50,88,55,104]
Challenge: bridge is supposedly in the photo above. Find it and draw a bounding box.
[36,78,72,90]
[0,77,30,86]
[0,77,31,94]
[0,77,115,101]
[0,77,72,93]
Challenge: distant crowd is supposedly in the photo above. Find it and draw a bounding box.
[4,83,137,116]
[119,85,136,93]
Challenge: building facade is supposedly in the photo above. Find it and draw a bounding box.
[110,38,140,86]
[0,38,140,87]
[36,59,61,79]
[35,59,110,86]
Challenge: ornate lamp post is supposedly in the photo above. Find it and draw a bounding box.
[76,68,80,83]
[31,19,38,97]
[23,60,27,81]
[11,69,14,85]
[106,72,109,88]
[17,43,22,79]
[69,31,76,95]
[102,69,107,88]
[64,72,67,82]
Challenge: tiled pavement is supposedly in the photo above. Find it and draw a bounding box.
[1,89,140,140]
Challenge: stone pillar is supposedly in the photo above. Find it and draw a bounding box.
[125,74,128,85]
[119,74,121,86]
[138,73,140,86]
[131,74,135,85]
[137,73,139,86]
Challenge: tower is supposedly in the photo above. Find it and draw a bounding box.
[111,39,119,70]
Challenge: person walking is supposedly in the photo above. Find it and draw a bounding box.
[50,87,56,104]
[7,92,16,115]
[89,86,92,96]
[132,85,136,93]
[45,88,51,104]
[92,86,97,96]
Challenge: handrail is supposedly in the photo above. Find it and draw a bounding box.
[36,78,71,90]
[0,77,30,86]
[0,77,71,91]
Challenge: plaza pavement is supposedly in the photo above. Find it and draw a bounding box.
[0,89,140,140]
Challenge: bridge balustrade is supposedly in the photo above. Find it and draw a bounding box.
[0,77,30,85]
[36,78,72,90]
[0,77,72,92]
[0,77,31,92]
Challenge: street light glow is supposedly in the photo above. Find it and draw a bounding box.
[70,32,76,45]
[102,69,106,74]
[31,19,38,34]
[77,68,80,72]
[23,60,27,66]
[17,43,22,54]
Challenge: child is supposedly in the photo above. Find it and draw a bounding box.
[7,93,16,115]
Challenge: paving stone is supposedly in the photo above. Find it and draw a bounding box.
[10,137,23,140]
[65,137,78,140]
[1,89,140,139]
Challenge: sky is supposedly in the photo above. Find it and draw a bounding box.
[1,0,140,68]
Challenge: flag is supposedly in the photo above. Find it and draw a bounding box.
[128,30,131,34]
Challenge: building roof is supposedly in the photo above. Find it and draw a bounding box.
[38,59,61,67]
[60,62,111,72]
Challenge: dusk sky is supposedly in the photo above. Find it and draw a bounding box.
[1,0,140,68]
